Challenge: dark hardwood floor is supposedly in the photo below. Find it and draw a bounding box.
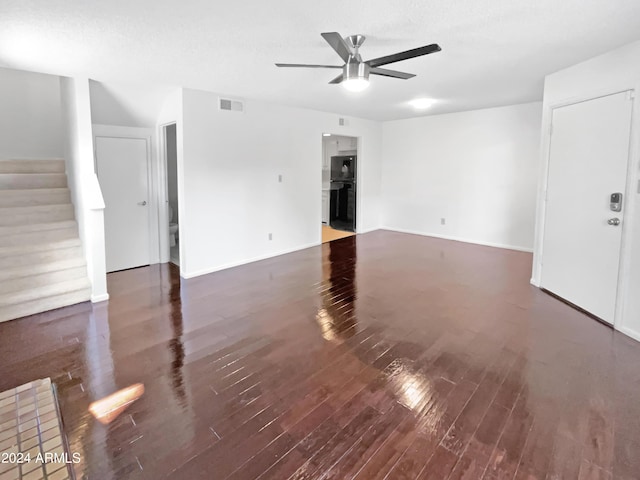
[1,230,639,479]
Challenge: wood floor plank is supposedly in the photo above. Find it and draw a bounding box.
[546,433,583,480]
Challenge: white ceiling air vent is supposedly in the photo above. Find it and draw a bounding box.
[219,97,244,112]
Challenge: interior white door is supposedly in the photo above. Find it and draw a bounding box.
[541,91,633,324]
[96,136,151,273]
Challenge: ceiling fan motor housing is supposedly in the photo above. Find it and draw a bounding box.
[344,61,370,81]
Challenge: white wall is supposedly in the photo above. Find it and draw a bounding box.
[532,40,640,341]
[180,88,382,277]
[381,102,542,251]
[541,40,640,106]
[0,68,64,159]
[59,77,108,302]
[89,80,177,128]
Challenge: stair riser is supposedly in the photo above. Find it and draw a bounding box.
[0,189,71,207]
[0,288,92,323]
[0,205,74,226]
[0,227,78,247]
[0,266,88,295]
[0,258,87,283]
[0,160,65,174]
[0,246,85,270]
[0,174,67,190]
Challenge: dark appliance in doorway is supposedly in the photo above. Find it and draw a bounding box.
[329,155,356,232]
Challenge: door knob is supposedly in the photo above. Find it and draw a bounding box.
[607,218,621,226]
[137,201,147,206]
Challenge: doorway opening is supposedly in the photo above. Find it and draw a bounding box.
[163,123,180,266]
[321,134,358,244]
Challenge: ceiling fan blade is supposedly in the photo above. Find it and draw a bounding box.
[275,63,343,69]
[329,74,344,84]
[367,44,441,68]
[321,32,352,63]
[370,67,415,79]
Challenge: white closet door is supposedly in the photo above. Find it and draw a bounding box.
[96,136,151,273]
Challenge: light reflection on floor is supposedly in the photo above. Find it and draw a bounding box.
[88,383,145,425]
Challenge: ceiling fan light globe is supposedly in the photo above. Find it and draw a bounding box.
[342,78,369,92]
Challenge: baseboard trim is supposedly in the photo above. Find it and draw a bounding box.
[181,241,321,279]
[618,326,640,343]
[357,227,380,235]
[380,227,533,253]
[91,293,109,303]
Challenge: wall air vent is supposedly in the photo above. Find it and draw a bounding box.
[219,98,244,112]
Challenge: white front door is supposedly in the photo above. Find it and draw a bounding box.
[541,91,634,324]
[96,136,151,273]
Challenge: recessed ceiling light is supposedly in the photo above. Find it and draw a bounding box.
[409,98,436,109]
[323,133,331,137]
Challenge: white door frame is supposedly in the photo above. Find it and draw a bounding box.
[93,124,162,266]
[532,83,640,331]
[159,122,183,267]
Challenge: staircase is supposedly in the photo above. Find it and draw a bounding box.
[0,159,92,323]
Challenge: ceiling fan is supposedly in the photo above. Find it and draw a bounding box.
[276,32,441,92]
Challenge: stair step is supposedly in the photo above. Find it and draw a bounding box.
[0,220,77,236]
[0,287,92,323]
[0,159,65,174]
[0,277,92,307]
[0,188,71,207]
[0,257,87,283]
[0,240,83,270]
[0,223,78,247]
[0,204,74,226]
[0,266,88,295]
[0,173,67,190]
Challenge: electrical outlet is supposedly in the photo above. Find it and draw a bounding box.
[441,218,446,225]
[268,233,273,241]
[278,174,282,183]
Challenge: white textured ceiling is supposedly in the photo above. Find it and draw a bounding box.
[1,0,640,120]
